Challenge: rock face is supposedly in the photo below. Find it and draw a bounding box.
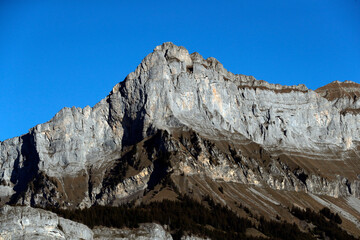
[0,205,174,240]
[0,205,93,239]
[93,224,173,240]
[0,42,360,235]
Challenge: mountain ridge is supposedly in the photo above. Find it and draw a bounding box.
[2,42,358,142]
[1,42,360,238]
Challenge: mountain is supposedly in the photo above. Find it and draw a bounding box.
[1,42,360,239]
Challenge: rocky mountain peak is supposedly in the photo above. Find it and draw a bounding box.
[155,42,192,63]
[1,43,360,238]
[108,44,357,153]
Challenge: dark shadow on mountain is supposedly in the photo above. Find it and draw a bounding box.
[146,154,170,190]
[102,147,136,189]
[144,131,171,190]
[120,109,146,147]
[107,80,152,148]
[8,133,40,204]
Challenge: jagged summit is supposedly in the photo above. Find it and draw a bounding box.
[107,42,359,153]
[114,42,308,96]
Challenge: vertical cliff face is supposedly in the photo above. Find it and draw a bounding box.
[107,42,360,154]
[103,42,360,199]
[0,43,360,234]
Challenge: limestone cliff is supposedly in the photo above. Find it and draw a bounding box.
[0,42,360,236]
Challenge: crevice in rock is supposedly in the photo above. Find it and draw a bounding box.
[294,168,308,186]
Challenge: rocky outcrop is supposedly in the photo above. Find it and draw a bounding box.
[0,42,359,210]
[93,224,172,240]
[0,205,176,240]
[316,80,360,102]
[0,205,93,239]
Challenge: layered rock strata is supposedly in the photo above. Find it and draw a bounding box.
[0,42,359,215]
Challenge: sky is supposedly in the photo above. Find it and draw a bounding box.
[0,0,359,141]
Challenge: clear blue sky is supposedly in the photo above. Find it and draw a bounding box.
[1,0,359,141]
